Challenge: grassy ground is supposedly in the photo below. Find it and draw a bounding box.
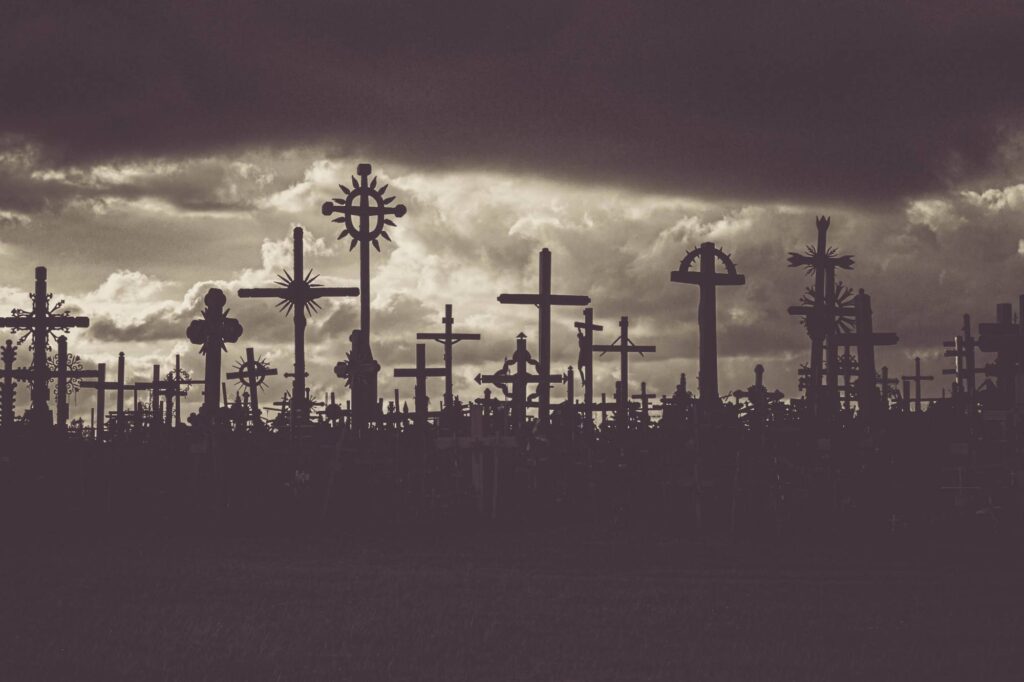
[1,533,1022,681]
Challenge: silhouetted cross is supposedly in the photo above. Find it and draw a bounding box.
[394,343,446,428]
[631,381,657,426]
[901,356,933,413]
[416,304,481,409]
[573,307,603,431]
[593,316,655,427]
[186,288,243,416]
[476,333,562,430]
[81,352,130,441]
[226,347,278,428]
[671,242,744,406]
[833,289,898,418]
[498,248,590,428]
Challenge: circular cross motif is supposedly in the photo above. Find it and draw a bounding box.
[321,163,406,252]
[46,352,85,398]
[232,354,274,392]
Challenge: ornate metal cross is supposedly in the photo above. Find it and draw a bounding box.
[0,266,90,426]
[498,248,590,428]
[476,332,562,431]
[670,242,744,407]
[226,347,278,428]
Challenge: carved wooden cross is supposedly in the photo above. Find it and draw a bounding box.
[592,316,655,427]
[671,242,744,406]
[498,248,590,428]
[416,303,481,409]
[394,343,446,428]
[573,307,603,432]
[239,226,358,423]
[0,266,90,425]
[186,288,243,416]
[901,356,933,413]
[833,290,898,418]
[476,332,562,430]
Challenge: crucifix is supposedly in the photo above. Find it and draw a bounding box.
[476,332,562,431]
[416,303,481,409]
[833,289,898,419]
[901,356,933,413]
[671,242,745,406]
[574,307,603,432]
[226,348,278,428]
[786,217,855,410]
[632,381,656,426]
[0,266,90,426]
[186,288,243,418]
[498,248,590,428]
[394,343,446,429]
[239,226,358,423]
[322,164,407,413]
[592,315,656,427]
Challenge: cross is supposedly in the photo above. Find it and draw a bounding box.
[134,364,176,426]
[322,164,407,414]
[0,266,90,426]
[734,364,784,416]
[162,354,192,427]
[416,303,481,409]
[239,225,358,423]
[563,365,576,428]
[226,347,278,429]
[51,335,98,428]
[498,248,590,428]
[598,392,610,425]
[878,366,900,409]
[186,288,243,418]
[80,356,131,441]
[786,217,855,410]
[394,343,446,428]
[574,307,603,432]
[977,298,1024,408]
[632,381,657,426]
[592,315,656,427]
[476,332,562,431]
[670,242,745,406]
[901,356,934,413]
[833,289,898,419]
[0,338,28,427]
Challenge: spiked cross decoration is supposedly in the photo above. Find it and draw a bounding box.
[227,347,278,428]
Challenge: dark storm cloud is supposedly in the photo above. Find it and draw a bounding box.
[4,2,1024,204]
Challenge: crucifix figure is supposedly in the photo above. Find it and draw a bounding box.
[671,242,745,406]
[574,307,603,432]
[227,348,278,428]
[239,226,358,424]
[786,217,855,411]
[498,248,590,428]
[833,289,898,419]
[592,316,656,427]
[0,266,90,426]
[186,288,244,418]
[322,164,407,413]
[394,343,446,429]
[476,332,562,431]
[632,381,656,427]
[416,304,481,409]
[901,356,934,413]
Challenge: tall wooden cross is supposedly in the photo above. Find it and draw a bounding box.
[786,217,855,409]
[901,356,933,413]
[239,226,358,423]
[592,316,655,427]
[498,248,590,428]
[186,288,243,417]
[574,307,603,432]
[476,332,562,430]
[632,381,656,426]
[833,290,898,418]
[670,242,744,406]
[416,304,481,409]
[394,343,446,428]
[0,266,90,426]
[322,164,407,412]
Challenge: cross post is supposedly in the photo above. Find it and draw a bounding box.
[416,303,481,409]
[901,356,934,412]
[394,343,446,428]
[592,315,655,427]
[574,307,603,432]
[833,289,898,418]
[186,288,243,418]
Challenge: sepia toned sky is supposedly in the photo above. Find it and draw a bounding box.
[3,2,1024,417]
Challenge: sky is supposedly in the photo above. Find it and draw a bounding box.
[2,2,1024,419]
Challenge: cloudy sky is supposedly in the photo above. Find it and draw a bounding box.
[3,2,1024,419]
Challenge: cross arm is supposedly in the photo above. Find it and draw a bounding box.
[309,287,360,299]
[237,288,285,299]
[0,315,90,328]
[592,344,657,354]
[416,332,482,341]
[832,332,899,346]
[670,272,745,286]
[394,368,447,378]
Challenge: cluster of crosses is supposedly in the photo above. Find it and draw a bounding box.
[3,164,998,438]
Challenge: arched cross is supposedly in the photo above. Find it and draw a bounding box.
[671,242,744,406]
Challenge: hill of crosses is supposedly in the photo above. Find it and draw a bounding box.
[0,161,1019,539]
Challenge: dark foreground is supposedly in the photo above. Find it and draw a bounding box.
[2,533,1023,682]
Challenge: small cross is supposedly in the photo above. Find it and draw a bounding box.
[393,343,446,428]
